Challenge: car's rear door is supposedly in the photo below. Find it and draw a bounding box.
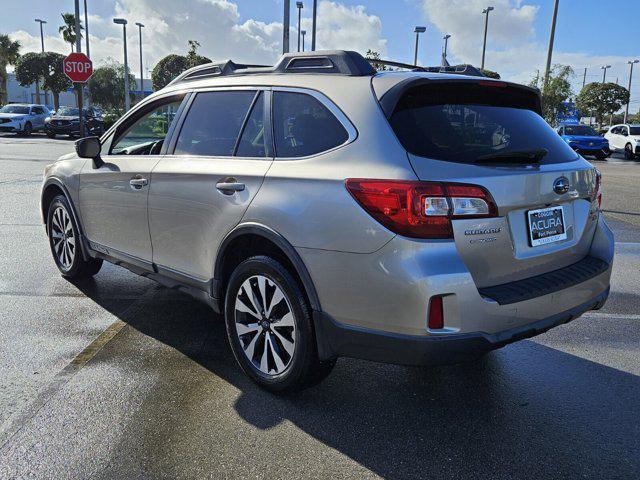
[78,93,187,264]
[382,79,600,288]
[148,87,273,282]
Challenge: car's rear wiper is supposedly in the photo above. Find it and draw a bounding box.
[476,148,548,164]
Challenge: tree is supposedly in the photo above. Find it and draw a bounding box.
[41,52,72,110]
[14,52,46,91]
[88,60,135,115]
[151,41,211,90]
[365,49,387,71]
[59,13,83,52]
[479,68,500,79]
[0,34,21,104]
[576,82,630,128]
[530,65,574,125]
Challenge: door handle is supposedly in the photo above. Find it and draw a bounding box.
[216,179,245,195]
[129,175,148,190]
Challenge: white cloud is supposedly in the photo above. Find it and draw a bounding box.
[9,0,386,77]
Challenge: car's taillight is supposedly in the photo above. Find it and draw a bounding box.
[428,296,444,330]
[593,169,602,207]
[345,179,498,239]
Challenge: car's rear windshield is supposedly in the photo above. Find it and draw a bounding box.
[564,125,597,136]
[389,82,579,165]
[0,105,29,114]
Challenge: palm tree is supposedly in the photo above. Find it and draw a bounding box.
[0,34,21,105]
[59,13,83,52]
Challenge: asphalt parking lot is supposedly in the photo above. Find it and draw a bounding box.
[0,133,639,479]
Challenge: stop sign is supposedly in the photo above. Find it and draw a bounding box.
[63,52,93,83]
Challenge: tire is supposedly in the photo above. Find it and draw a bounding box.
[624,143,634,160]
[224,255,335,393]
[47,194,103,278]
[46,132,56,139]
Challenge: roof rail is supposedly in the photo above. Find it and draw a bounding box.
[366,58,486,77]
[167,50,376,86]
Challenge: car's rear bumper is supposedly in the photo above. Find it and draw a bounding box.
[314,287,609,365]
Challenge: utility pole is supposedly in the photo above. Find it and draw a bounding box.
[442,34,451,67]
[35,19,47,105]
[283,0,290,54]
[301,30,306,52]
[481,6,494,70]
[543,0,560,93]
[113,18,130,111]
[624,60,639,123]
[136,23,145,98]
[601,65,610,83]
[582,67,587,89]
[296,2,303,52]
[83,0,90,59]
[311,0,317,51]
[74,0,85,137]
[413,26,426,66]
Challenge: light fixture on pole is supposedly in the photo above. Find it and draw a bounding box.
[296,2,303,52]
[301,30,306,52]
[442,34,451,67]
[481,6,493,69]
[413,26,426,66]
[601,65,611,83]
[113,18,130,111]
[624,60,639,123]
[135,22,145,99]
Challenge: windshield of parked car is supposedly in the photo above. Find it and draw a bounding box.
[56,107,81,116]
[389,82,579,165]
[564,125,597,136]
[0,105,30,114]
[630,127,640,135]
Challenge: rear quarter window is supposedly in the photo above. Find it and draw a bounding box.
[389,82,579,165]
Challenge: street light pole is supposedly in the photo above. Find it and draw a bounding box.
[543,0,560,93]
[442,34,451,67]
[601,65,611,83]
[481,6,493,70]
[74,0,85,137]
[113,18,130,111]
[311,0,317,51]
[35,19,47,105]
[301,30,306,52]
[83,0,90,59]
[282,0,290,54]
[582,67,587,89]
[624,60,639,123]
[136,23,145,99]
[413,26,426,66]
[296,2,303,52]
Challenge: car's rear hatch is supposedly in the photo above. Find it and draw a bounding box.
[375,75,600,288]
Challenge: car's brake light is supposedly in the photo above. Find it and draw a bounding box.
[428,296,444,329]
[592,169,602,207]
[345,179,498,239]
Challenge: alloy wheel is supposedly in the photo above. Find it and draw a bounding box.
[50,206,76,270]
[234,275,296,376]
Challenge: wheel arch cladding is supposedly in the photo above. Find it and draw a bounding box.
[215,224,321,312]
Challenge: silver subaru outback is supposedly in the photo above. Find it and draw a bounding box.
[41,51,613,392]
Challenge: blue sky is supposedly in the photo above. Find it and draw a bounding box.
[4,1,640,109]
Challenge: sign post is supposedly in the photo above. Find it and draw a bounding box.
[63,52,93,137]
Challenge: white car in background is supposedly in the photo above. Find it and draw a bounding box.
[0,103,50,135]
[604,124,640,159]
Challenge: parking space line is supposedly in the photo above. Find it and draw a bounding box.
[0,288,156,451]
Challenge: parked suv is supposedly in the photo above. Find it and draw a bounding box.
[41,51,613,392]
[45,106,104,138]
[556,123,609,159]
[604,124,640,159]
[0,103,49,135]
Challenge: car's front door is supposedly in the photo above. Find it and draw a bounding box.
[30,106,46,129]
[148,88,273,282]
[78,94,187,264]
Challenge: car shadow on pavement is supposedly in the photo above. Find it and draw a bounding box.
[73,278,640,479]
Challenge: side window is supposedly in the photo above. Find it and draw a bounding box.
[273,91,349,158]
[32,107,44,115]
[111,98,184,155]
[236,92,268,158]
[174,90,255,157]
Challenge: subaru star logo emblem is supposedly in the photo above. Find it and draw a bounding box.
[553,177,570,195]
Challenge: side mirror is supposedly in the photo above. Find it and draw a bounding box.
[75,136,103,167]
